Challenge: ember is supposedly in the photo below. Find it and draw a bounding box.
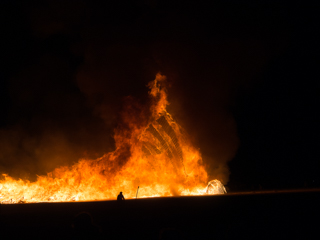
[0,73,226,204]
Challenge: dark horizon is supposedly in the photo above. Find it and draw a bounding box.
[0,1,319,191]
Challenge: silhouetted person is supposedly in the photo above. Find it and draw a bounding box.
[117,191,125,201]
[72,211,101,239]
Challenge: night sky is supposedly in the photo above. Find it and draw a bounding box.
[0,1,319,190]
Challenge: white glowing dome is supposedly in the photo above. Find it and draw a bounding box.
[206,179,227,194]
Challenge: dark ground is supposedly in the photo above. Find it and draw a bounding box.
[1,190,319,240]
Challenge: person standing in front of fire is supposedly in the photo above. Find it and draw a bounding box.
[117,192,125,201]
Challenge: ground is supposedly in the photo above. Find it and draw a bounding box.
[0,190,319,239]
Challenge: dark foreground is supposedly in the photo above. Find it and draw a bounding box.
[1,190,319,240]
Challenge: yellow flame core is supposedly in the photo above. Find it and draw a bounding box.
[0,74,226,204]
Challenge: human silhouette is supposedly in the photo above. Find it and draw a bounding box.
[117,191,125,201]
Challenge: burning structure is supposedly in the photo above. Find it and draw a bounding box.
[0,74,226,203]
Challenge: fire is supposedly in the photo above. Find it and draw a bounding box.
[0,73,226,204]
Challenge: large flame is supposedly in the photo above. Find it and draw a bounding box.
[0,74,226,204]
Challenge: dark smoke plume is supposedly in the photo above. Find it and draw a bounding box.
[0,1,274,184]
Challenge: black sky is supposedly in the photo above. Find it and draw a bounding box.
[0,0,319,189]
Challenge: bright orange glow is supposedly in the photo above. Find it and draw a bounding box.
[0,73,226,204]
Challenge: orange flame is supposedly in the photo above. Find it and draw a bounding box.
[0,73,226,204]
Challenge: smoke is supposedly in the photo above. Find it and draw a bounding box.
[0,1,271,185]
[0,52,115,181]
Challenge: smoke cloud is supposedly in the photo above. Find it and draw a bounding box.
[0,1,272,184]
